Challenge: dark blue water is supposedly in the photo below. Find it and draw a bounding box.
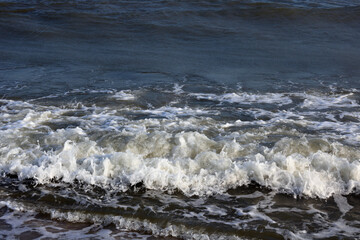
[1,0,360,98]
[1,1,360,239]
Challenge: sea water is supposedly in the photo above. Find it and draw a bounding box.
[1,0,360,239]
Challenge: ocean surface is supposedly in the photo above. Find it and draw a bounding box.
[1,0,360,239]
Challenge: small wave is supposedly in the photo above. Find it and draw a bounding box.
[0,200,242,240]
[190,92,293,106]
[190,91,359,110]
[111,90,136,101]
[299,92,358,109]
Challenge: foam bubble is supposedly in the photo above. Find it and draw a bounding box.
[111,90,136,100]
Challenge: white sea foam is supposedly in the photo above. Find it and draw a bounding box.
[140,106,216,118]
[236,206,275,224]
[1,94,360,199]
[1,92,360,240]
[190,91,360,111]
[333,195,353,215]
[63,88,116,96]
[300,93,358,109]
[0,201,152,240]
[111,90,136,100]
[0,201,243,240]
[1,125,360,198]
[173,83,185,95]
[190,92,293,105]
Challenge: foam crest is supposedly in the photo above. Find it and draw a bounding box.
[111,90,136,100]
[189,91,360,111]
[300,93,358,109]
[190,92,292,105]
[140,106,215,118]
[1,124,360,198]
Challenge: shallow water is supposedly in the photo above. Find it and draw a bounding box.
[1,0,360,239]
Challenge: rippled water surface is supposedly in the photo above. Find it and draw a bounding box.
[1,0,360,239]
